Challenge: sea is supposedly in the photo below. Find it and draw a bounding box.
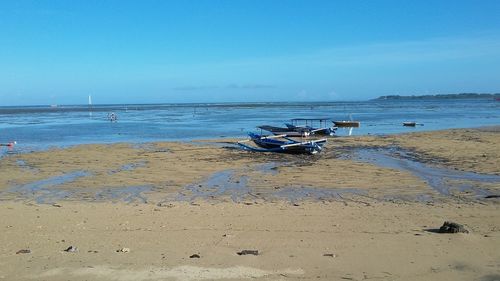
[0,99,499,155]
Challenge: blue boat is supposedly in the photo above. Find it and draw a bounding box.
[238,133,327,154]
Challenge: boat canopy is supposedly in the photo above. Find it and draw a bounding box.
[290,118,332,127]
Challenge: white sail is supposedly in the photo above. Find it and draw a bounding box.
[88,95,93,117]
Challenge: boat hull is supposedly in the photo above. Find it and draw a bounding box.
[239,133,327,154]
[333,121,360,128]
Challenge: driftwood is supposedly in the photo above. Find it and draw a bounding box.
[237,250,259,256]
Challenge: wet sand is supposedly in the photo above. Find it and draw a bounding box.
[0,127,499,280]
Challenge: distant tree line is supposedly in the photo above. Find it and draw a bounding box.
[373,93,500,100]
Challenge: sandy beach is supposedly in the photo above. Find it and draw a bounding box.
[0,127,499,281]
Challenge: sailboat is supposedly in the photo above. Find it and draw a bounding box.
[88,95,93,117]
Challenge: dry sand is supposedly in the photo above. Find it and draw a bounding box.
[0,127,499,281]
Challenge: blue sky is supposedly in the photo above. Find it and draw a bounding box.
[1,0,500,105]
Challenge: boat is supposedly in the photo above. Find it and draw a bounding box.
[0,141,16,147]
[403,122,423,127]
[257,125,310,137]
[237,133,327,154]
[332,120,360,127]
[287,118,337,136]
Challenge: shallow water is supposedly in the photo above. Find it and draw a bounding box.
[1,99,498,156]
[0,170,152,203]
[270,186,366,203]
[1,171,89,203]
[350,147,500,198]
[93,186,151,203]
[177,165,365,203]
[2,145,499,203]
[180,170,251,202]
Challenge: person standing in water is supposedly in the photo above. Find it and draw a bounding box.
[108,112,117,122]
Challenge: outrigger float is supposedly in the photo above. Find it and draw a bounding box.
[237,133,327,154]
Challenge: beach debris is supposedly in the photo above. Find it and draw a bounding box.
[64,246,78,252]
[116,248,130,253]
[439,221,469,233]
[52,203,62,207]
[237,250,259,256]
[16,249,31,254]
[189,253,201,258]
[159,203,175,208]
[485,195,500,199]
[323,253,336,258]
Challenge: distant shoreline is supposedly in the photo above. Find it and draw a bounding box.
[1,97,498,111]
[373,93,500,100]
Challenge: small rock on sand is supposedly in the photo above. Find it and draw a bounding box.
[64,246,78,252]
[439,221,469,233]
[117,248,130,253]
[189,254,201,258]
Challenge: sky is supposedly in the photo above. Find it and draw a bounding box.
[1,0,500,105]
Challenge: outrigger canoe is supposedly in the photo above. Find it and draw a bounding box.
[0,141,16,147]
[237,133,327,154]
[332,120,360,127]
